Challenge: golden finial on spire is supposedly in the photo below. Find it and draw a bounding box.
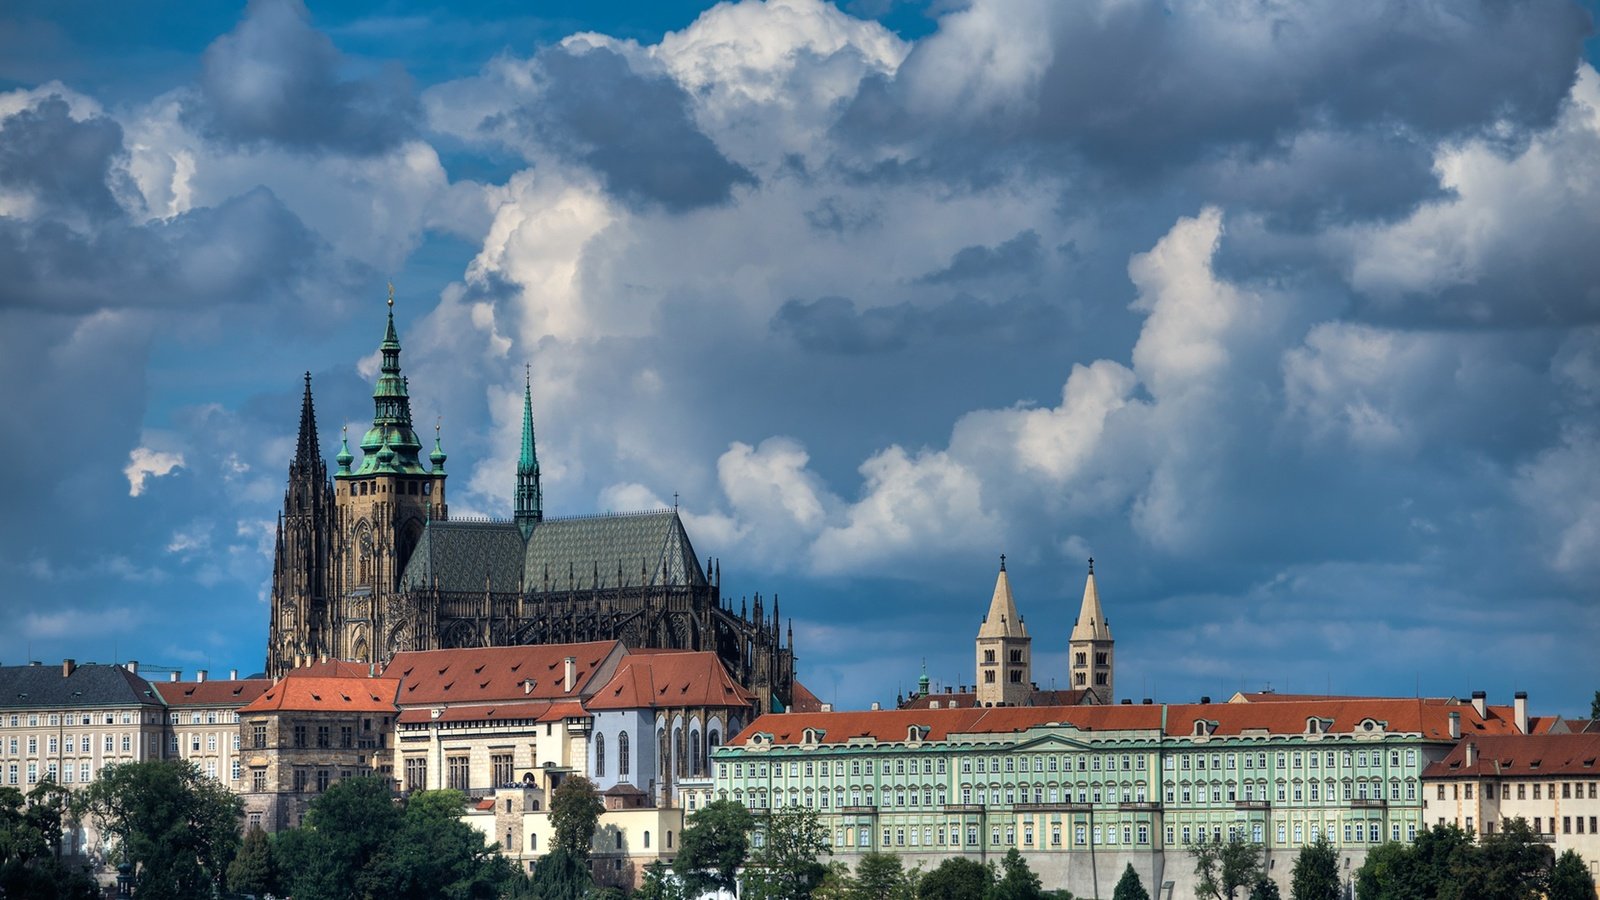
[435,416,442,437]
[387,282,395,307]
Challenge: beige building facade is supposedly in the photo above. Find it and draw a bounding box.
[154,670,269,789]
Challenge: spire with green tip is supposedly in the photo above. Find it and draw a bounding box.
[347,284,426,477]
[430,419,447,474]
[336,424,353,475]
[514,365,543,538]
[918,659,930,697]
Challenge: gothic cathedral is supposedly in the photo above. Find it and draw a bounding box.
[268,294,797,714]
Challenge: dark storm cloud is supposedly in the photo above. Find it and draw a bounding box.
[915,229,1042,284]
[0,96,128,220]
[516,45,755,213]
[0,187,328,314]
[189,0,418,155]
[771,292,1069,355]
[838,1,1588,192]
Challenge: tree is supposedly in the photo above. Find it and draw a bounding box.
[81,760,243,899]
[1192,841,1266,900]
[636,860,689,900]
[989,848,1045,900]
[383,789,519,900]
[675,798,754,895]
[274,775,403,900]
[521,847,592,900]
[1441,817,1551,900]
[1548,849,1597,900]
[743,805,833,900]
[0,783,98,900]
[1291,837,1340,900]
[1112,864,1149,900]
[227,826,279,897]
[549,776,604,859]
[1353,841,1415,900]
[1250,877,1282,900]
[812,861,858,900]
[855,852,917,900]
[918,857,993,900]
[1591,690,1599,721]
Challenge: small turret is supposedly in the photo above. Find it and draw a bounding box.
[430,420,447,474]
[335,425,353,475]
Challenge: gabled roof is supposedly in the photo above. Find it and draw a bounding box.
[385,641,624,706]
[790,681,825,714]
[1424,733,1600,779]
[586,651,752,711]
[523,510,707,591]
[154,679,272,708]
[0,663,162,710]
[728,697,1518,747]
[400,520,525,594]
[239,676,398,714]
[977,565,1027,639]
[285,660,376,679]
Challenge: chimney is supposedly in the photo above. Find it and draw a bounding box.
[523,679,535,696]
[1448,711,1461,740]
[870,702,881,710]
[1514,691,1528,734]
[126,660,138,675]
[62,659,75,678]
[1471,690,1486,718]
[229,669,238,681]
[820,703,833,713]
[1121,699,1132,705]
[196,670,207,683]
[170,671,181,682]
[1465,742,1478,767]
[1200,696,1211,705]
[564,657,576,693]
[1143,698,1154,705]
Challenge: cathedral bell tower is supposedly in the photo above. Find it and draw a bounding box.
[975,555,1031,707]
[267,373,336,677]
[331,287,448,665]
[1068,558,1114,703]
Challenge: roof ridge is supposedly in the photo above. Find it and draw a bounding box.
[539,508,676,524]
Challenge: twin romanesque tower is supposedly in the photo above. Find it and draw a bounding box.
[973,556,1114,707]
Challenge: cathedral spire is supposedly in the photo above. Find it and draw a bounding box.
[295,372,322,469]
[350,285,425,476]
[515,365,543,538]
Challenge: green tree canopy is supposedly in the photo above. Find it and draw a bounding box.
[81,760,243,900]
[1113,863,1150,900]
[636,860,689,900]
[0,783,97,900]
[549,776,604,860]
[1291,837,1340,900]
[383,789,519,900]
[226,826,278,897]
[1548,849,1597,900]
[1353,840,1415,900]
[675,798,754,895]
[743,805,833,900]
[1192,841,1266,900]
[989,847,1045,900]
[274,775,402,900]
[1250,877,1282,900]
[521,846,592,900]
[918,857,993,900]
[1440,817,1552,900]
[855,851,918,900]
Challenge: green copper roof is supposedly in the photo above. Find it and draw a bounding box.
[336,426,353,474]
[346,292,426,477]
[514,369,542,536]
[430,423,447,473]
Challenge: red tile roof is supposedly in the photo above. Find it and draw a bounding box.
[729,698,1517,747]
[586,652,752,711]
[238,676,399,714]
[1424,733,1600,779]
[385,642,623,707]
[790,681,824,713]
[396,701,555,725]
[155,679,271,707]
[285,660,377,678]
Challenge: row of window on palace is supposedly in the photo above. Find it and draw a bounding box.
[1446,816,1600,837]
[1438,781,1600,801]
[722,747,1421,782]
[402,753,521,792]
[757,818,1412,852]
[724,776,1417,810]
[247,722,383,751]
[2,712,156,728]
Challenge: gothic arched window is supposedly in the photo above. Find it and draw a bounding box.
[595,732,606,778]
[618,732,630,778]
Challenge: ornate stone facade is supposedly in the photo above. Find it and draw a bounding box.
[267,296,796,715]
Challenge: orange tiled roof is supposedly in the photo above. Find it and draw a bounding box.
[238,676,399,714]
[586,652,752,711]
[898,688,1092,710]
[155,679,271,707]
[385,642,622,706]
[729,698,1517,747]
[396,701,554,725]
[1424,733,1600,779]
[285,660,377,678]
[790,681,825,713]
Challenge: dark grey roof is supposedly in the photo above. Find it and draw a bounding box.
[400,520,525,593]
[399,510,709,595]
[0,663,163,710]
[524,510,706,592]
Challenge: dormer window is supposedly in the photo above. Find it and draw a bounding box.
[1193,720,1215,736]
[1306,718,1332,734]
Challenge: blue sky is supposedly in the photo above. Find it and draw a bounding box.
[2,0,1598,715]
